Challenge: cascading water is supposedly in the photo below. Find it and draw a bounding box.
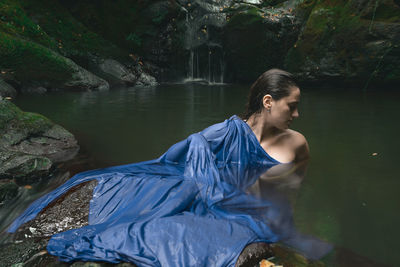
[178,0,230,84]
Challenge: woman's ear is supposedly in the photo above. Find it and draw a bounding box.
[262,94,272,110]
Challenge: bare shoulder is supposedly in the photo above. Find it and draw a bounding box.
[286,129,309,161]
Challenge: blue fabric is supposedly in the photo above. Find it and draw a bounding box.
[8,116,284,266]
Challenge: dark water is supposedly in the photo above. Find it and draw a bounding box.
[13,83,400,266]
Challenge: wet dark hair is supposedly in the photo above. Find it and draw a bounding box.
[242,69,298,120]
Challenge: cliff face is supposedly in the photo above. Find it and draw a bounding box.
[1,0,399,89]
[285,0,400,86]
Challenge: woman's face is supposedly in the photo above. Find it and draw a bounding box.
[269,86,300,129]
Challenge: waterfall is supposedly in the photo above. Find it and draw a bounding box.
[179,0,229,84]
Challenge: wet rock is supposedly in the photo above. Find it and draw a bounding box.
[0,100,79,186]
[134,71,159,87]
[0,79,17,98]
[0,152,53,185]
[65,59,110,91]
[236,242,325,267]
[10,125,79,163]
[0,180,19,203]
[98,59,136,86]
[236,242,274,267]
[14,180,97,240]
[0,237,50,267]
[0,32,109,92]
[20,86,48,94]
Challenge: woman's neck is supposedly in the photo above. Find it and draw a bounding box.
[246,114,282,143]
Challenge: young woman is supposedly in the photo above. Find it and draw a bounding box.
[8,69,315,266]
[244,69,309,198]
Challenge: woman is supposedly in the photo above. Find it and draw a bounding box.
[244,69,309,200]
[8,69,315,266]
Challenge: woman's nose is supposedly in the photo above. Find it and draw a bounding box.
[292,109,299,118]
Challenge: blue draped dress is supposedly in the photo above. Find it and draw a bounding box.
[8,115,286,266]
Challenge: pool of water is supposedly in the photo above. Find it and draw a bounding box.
[13,83,400,266]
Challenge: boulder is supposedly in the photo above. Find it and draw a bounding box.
[0,32,109,92]
[98,59,137,85]
[0,151,53,185]
[64,58,110,91]
[0,100,79,186]
[135,71,159,87]
[0,79,17,98]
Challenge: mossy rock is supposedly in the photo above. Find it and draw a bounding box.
[0,0,57,50]
[0,78,17,98]
[0,99,53,146]
[0,100,79,184]
[0,152,53,185]
[16,0,127,60]
[0,32,74,86]
[284,0,400,84]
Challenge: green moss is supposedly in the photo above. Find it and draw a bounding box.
[362,1,400,23]
[0,0,57,49]
[18,0,125,59]
[0,32,73,85]
[285,0,367,74]
[0,100,52,143]
[226,8,264,29]
[0,99,20,129]
[20,111,52,133]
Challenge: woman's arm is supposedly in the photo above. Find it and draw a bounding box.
[293,133,310,180]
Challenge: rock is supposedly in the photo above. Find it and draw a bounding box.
[13,180,97,240]
[98,59,136,85]
[0,79,17,98]
[0,100,79,185]
[135,71,159,87]
[20,86,48,94]
[9,125,79,163]
[236,242,274,267]
[0,152,53,185]
[223,3,302,82]
[284,0,400,85]
[0,33,109,92]
[0,180,19,203]
[64,58,110,91]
